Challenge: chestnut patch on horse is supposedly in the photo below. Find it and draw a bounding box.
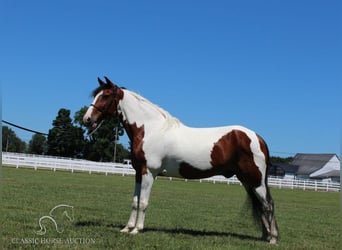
[210,130,262,187]
[121,121,148,178]
[179,162,222,179]
[178,130,262,186]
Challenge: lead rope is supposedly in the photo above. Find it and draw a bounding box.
[87,120,105,137]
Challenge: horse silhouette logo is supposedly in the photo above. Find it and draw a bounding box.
[36,204,74,235]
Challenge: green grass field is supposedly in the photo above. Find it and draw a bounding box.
[1,166,340,249]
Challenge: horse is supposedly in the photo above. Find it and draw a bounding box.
[83,77,279,244]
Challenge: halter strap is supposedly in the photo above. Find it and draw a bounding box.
[90,104,105,114]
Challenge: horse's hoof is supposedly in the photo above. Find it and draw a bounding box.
[269,237,277,244]
[120,227,130,233]
[130,228,139,235]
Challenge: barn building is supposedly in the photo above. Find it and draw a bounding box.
[293,154,340,182]
[269,154,340,182]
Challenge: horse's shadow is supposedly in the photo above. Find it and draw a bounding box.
[74,220,261,242]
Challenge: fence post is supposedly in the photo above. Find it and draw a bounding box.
[15,156,19,168]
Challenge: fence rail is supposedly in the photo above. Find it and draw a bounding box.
[2,152,340,192]
[2,152,135,176]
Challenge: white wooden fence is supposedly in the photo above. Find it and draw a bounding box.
[2,152,135,176]
[2,152,340,192]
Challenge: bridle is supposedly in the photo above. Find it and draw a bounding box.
[90,103,109,115]
[90,91,117,118]
[87,96,117,136]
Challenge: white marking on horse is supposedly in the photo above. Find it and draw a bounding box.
[84,90,103,125]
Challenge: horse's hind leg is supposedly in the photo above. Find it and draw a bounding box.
[246,184,279,244]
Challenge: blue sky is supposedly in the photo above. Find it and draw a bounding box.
[1,0,341,157]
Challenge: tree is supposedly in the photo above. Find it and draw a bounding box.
[114,143,131,163]
[270,156,294,164]
[47,109,85,157]
[28,133,47,154]
[73,106,89,133]
[83,115,126,162]
[2,126,26,153]
[74,106,129,162]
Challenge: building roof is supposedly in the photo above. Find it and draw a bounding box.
[291,153,339,176]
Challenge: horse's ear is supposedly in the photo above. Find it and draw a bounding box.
[104,76,115,87]
[98,77,105,86]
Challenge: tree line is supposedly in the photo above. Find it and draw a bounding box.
[2,107,130,162]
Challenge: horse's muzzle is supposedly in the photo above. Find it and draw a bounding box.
[83,115,97,130]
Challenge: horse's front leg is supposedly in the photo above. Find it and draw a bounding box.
[130,169,155,234]
[121,169,155,234]
[120,177,141,233]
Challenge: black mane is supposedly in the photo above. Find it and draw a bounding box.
[91,83,114,97]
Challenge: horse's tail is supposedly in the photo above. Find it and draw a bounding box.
[262,135,271,184]
[245,186,263,227]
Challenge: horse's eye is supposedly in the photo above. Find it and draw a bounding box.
[102,95,109,100]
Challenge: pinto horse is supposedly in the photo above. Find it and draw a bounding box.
[83,77,279,244]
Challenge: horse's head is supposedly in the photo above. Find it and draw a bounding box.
[83,77,122,133]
